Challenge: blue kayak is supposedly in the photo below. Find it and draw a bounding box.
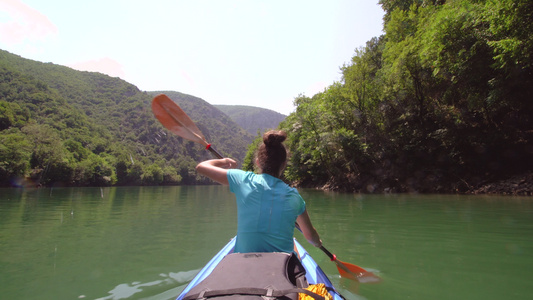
[177,237,345,300]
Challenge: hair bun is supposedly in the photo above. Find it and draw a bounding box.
[263,130,287,147]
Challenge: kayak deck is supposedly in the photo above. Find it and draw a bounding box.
[177,237,344,300]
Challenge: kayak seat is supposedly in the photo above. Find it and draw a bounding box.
[182,252,325,300]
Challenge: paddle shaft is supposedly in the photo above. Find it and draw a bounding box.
[319,246,336,261]
[206,144,223,159]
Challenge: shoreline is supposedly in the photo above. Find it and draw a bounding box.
[467,172,533,196]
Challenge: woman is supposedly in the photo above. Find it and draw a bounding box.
[196,130,322,253]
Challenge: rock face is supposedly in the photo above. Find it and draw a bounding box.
[470,172,533,196]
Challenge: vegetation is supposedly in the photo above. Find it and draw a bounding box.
[266,0,533,193]
[215,105,286,135]
[0,50,253,187]
[2,0,531,193]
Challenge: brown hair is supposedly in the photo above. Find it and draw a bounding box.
[256,130,287,177]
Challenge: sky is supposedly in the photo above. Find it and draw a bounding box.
[0,0,384,115]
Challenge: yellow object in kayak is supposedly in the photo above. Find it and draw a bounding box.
[299,284,333,300]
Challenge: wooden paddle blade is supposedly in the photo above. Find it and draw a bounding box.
[152,94,208,146]
[335,260,382,283]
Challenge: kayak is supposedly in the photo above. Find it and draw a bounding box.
[177,237,345,300]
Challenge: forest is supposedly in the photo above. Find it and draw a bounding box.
[245,0,532,193]
[1,0,532,194]
[0,52,254,187]
[215,105,286,135]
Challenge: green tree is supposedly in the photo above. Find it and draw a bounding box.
[0,100,14,130]
[242,132,262,172]
[0,129,32,185]
[22,124,74,185]
[279,0,533,192]
[143,163,164,185]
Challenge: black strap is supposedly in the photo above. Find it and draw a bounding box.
[182,287,325,300]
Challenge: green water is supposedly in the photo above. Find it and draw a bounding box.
[1,186,532,300]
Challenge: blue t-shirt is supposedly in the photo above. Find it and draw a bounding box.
[227,169,306,253]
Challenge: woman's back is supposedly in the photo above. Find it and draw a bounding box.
[195,130,322,253]
[227,170,305,253]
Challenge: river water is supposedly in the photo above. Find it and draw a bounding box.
[1,186,532,300]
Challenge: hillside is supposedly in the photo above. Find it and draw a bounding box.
[276,0,533,194]
[148,91,255,158]
[0,49,253,187]
[214,105,286,135]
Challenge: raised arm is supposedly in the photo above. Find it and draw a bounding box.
[195,158,237,185]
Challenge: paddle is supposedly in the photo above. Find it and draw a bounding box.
[152,93,381,284]
[294,223,381,283]
[151,94,223,159]
[318,245,381,283]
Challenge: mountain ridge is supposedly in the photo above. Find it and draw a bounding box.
[0,49,261,187]
[214,104,286,135]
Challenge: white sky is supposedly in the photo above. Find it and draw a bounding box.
[0,0,384,115]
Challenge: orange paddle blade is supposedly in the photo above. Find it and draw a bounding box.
[335,259,381,283]
[318,245,381,283]
[151,94,208,146]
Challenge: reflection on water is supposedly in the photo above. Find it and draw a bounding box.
[1,187,532,300]
[94,269,198,300]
